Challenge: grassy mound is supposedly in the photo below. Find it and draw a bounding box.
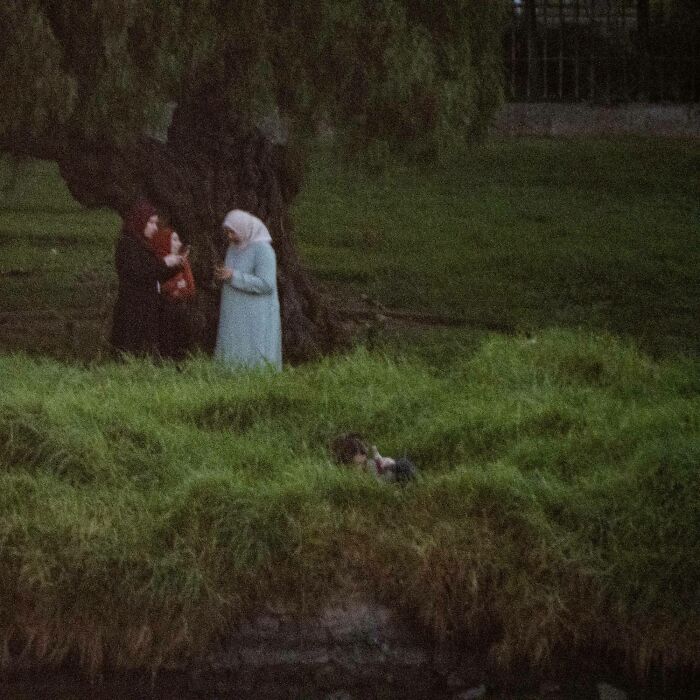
[1,329,698,674]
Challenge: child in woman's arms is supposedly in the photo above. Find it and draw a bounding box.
[329,432,417,483]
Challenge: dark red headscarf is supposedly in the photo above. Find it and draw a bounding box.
[149,227,175,257]
[123,200,158,239]
[150,227,196,300]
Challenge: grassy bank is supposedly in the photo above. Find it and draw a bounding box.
[1,330,699,675]
[1,139,699,682]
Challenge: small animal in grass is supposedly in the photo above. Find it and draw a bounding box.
[329,432,417,484]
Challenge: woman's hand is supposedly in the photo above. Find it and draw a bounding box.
[214,265,233,282]
[164,254,183,268]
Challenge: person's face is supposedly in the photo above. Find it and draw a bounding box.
[352,452,367,468]
[144,214,159,239]
[170,231,182,255]
[224,225,243,246]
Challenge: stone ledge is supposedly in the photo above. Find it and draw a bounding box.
[201,596,446,695]
[1,596,663,698]
[492,102,700,138]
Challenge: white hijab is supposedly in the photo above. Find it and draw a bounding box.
[222,210,272,249]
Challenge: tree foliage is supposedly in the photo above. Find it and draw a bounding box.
[1,0,507,156]
[0,1,508,360]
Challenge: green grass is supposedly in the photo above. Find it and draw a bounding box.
[1,140,699,682]
[0,159,118,358]
[294,138,700,356]
[1,138,699,359]
[0,331,698,676]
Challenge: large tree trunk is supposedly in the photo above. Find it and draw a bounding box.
[55,105,344,362]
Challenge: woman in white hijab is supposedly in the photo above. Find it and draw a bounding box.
[213,210,282,370]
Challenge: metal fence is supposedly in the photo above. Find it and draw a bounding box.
[505,0,700,102]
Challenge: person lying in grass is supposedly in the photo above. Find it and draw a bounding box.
[330,432,417,483]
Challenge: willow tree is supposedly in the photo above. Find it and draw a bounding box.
[0,0,506,360]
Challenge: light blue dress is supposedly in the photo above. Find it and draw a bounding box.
[214,242,282,370]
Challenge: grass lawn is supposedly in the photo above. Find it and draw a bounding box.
[1,138,699,359]
[296,138,700,357]
[0,139,699,684]
[1,333,698,678]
